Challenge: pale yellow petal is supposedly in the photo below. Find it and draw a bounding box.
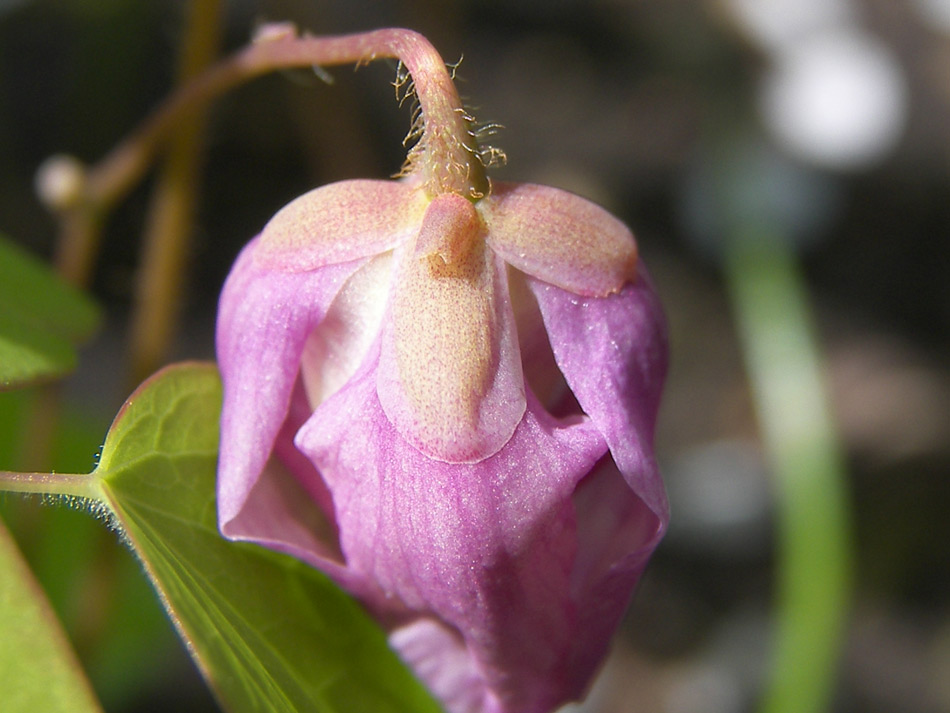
[479,181,637,296]
[255,179,428,271]
[378,193,525,462]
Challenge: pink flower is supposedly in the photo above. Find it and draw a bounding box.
[215,172,668,713]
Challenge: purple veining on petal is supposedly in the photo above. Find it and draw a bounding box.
[295,337,609,712]
[565,457,661,688]
[390,619,498,713]
[218,377,365,593]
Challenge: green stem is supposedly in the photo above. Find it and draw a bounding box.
[723,225,853,713]
[0,470,101,501]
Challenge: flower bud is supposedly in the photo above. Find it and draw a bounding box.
[216,173,668,712]
[215,29,667,713]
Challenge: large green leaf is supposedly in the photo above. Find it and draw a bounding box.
[0,235,99,390]
[93,362,443,713]
[0,519,104,713]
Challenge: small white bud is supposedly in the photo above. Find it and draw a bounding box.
[35,154,86,211]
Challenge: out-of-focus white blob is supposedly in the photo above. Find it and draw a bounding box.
[912,0,950,33]
[723,0,855,52]
[760,29,907,170]
[35,155,86,211]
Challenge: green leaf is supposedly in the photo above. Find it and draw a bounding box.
[0,388,188,711]
[0,235,100,390]
[93,362,443,713]
[0,236,99,342]
[0,519,104,713]
[0,310,77,390]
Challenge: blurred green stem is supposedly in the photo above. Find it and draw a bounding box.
[723,225,853,713]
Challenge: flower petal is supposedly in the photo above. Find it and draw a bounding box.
[220,377,397,604]
[389,619,496,713]
[299,252,393,409]
[215,237,366,528]
[565,458,662,687]
[377,193,526,462]
[480,182,637,297]
[254,179,427,272]
[526,263,669,528]
[295,343,609,712]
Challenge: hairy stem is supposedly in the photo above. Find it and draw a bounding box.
[0,470,101,501]
[48,26,485,289]
[94,27,480,207]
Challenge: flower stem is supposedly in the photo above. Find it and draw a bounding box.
[46,26,486,289]
[128,0,222,386]
[52,207,104,290]
[0,470,101,501]
[95,28,478,204]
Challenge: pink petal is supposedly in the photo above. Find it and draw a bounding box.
[480,182,637,297]
[526,262,669,529]
[389,619,498,713]
[506,269,574,415]
[299,253,393,409]
[565,458,662,686]
[218,378,370,595]
[294,341,609,712]
[253,179,427,272]
[215,237,366,528]
[377,193,526,462]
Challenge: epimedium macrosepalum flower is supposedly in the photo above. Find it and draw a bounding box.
[215,27,668,713]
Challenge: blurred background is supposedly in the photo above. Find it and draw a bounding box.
[1,1,948,712]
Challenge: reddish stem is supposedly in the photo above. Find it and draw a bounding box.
[87,27,486,213]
